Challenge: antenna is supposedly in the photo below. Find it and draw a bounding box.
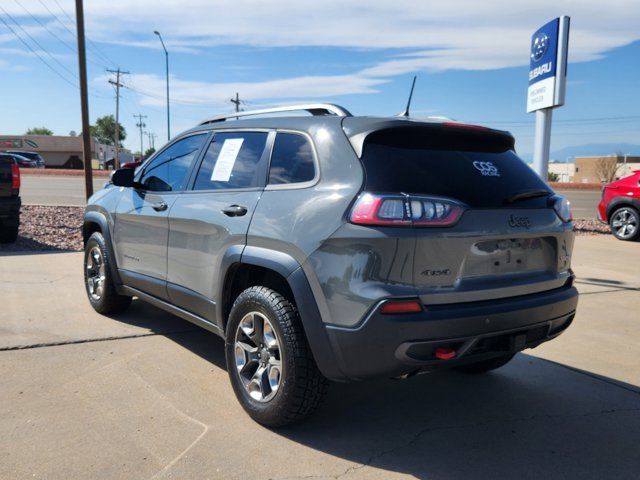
[397,75,417,117]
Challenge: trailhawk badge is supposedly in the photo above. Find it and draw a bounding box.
[473,161,500,177]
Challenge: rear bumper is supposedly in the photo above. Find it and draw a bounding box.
[0,196,21,224]
[324,283,578,381]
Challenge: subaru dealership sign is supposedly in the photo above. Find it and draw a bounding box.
[527,17,570,113]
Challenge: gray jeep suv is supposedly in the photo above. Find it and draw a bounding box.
[83,104,578,426]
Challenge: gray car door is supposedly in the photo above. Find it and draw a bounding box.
[166,130,272,323]
[113,133,209,299]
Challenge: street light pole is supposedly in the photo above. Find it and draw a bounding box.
[154,30,170,142]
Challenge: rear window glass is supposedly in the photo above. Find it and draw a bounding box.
[268,133,315,185]
[361,127,550,208]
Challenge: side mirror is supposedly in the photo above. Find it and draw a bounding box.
[111,167,136,188]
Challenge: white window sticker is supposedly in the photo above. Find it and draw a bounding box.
[211,138,244,182]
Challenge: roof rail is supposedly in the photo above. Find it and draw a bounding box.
[198,103,352,125]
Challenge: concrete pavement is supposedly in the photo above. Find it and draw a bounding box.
[19,174,602,218]
[1,236,639,479]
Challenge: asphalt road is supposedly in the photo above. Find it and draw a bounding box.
[1,235,639,479]
[20,175,602,219]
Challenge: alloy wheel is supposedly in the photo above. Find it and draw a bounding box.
[86,246,106,301]
[611,209,638,239]
[233,311,283,402]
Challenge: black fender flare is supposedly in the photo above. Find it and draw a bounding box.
[221,245,347,382]
[83,210,123,287]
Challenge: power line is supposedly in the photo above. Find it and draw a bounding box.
[12,0,107,69]
[0,4,78,80]
[36,0,117,69]
[0,10,78,89]
[50,0,117,68]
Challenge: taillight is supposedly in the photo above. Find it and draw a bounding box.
[11,163,20,190]
[552,195,572,223]
[350,193,464,227]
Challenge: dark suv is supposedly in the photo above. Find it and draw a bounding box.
[83,104,578,426]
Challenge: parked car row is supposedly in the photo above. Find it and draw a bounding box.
[1,150,45,169]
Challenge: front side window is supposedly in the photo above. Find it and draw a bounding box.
[139,133,207,192]
[193,131,268,190]
[268,133,315,185]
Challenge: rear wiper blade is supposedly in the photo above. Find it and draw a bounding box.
[505,189,551,203]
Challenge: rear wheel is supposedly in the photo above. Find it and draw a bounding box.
[225,286,328,427]
[84,232,131,314]
[0,224,19,244]
[456,353,516,374]
[609,207,640,241]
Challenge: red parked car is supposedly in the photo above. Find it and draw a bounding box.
[598,171,640,241]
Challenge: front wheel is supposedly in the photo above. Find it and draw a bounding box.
[84,232,131,314]
[610,207,640,241]
[456,353,516,374]
[225,286,328,427]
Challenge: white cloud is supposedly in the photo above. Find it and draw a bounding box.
[4,1,639,69]
[6,1,640,108]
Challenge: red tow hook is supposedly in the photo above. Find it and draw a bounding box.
[435,346,456,360]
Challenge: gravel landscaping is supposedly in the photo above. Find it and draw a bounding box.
[0,206,611,253]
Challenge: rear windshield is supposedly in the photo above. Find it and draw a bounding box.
[360,127,550,208]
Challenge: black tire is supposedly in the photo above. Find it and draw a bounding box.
[456,353,516,374]
[0,224,19,244]
[83,232,131,314]
[609,206,640,241]
[225,286,328,427]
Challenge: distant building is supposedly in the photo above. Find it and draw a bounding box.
[0,134,132,169]
[548,162,575,182]
[573,155,640,183]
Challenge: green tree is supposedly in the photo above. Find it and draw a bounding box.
[144,147,156,157]
[547,171,560,182]
[89,115,126,146]
[26,127,53,135]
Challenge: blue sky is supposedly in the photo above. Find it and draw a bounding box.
[1,0,639,159]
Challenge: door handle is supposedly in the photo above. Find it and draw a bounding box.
[151,201,168,212]
[222,205,248,217]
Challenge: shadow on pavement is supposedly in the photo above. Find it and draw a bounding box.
[166,328,640,479]
[0,236,77,256]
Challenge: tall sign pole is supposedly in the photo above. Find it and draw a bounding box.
[527,16,570,181]
[74,0,93,199]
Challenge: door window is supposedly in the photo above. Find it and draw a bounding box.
[268,133,316,185]
[193,132,269,190]
[138,133,207,192]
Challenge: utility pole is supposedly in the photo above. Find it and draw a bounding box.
[107,68,129,170]
[133,113,147,158]
[74,0,93,199]
[230,92,242,113]
[146,131,156,151]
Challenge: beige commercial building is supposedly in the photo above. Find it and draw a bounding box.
[573,155,640,183]
[0,134,132,168]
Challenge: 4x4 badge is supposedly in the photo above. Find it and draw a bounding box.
[473,161,500,177]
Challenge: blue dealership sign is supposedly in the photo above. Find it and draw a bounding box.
[527,17,570,112]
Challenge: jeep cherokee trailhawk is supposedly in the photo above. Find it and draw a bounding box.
[83,104,578,426]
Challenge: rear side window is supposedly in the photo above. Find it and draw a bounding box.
[268,133,315,185]
[193,132,268,190]
[361,127,550,208]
